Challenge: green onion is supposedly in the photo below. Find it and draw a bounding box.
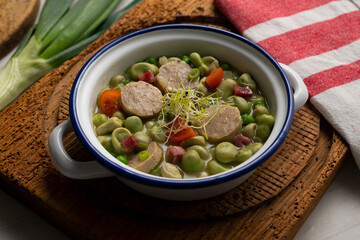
[189,68,200,80]
[139,150,150,160]
[0,0,142,111]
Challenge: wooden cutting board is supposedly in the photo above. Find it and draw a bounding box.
[0,0,349,239]
[0,0,40,58]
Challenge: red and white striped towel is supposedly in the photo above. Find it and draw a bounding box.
[214,0,360,166]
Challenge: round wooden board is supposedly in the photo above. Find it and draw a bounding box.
[0,0,40,58]
[43,34,320,219]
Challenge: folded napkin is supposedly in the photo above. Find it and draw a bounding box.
[214,0,360,167]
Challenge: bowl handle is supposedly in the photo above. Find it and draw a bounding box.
[49,119,115,179]
[279,63,308,111]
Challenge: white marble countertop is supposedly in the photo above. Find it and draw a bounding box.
[1,1,360,239]
[0,155,358,240]
[0,156,359,239]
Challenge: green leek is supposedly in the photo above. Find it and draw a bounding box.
[0,0,142,111]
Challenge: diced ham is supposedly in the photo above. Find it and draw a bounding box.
[138,70,156,83]
[233,84,253,98]
[234,134,252,148]
[166,146,186,164]
[122,136,138,152]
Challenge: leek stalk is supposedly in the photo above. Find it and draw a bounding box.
[0,0,142,111]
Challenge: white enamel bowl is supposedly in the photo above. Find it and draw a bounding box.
[49,24,308,201]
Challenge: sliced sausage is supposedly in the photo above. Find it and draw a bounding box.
[128,142,163,173]
[156,60,199,93]
[120,81,163,118]
[197,105,242,143]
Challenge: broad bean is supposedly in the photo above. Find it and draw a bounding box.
[206,160,231,175]
[243,123,258,139]
[215,142,237,163]
[189,52,209,76]
[111,127,132,154]
[93,113,107,127]
[125,116,143,133]
[227,96,250,114]
[237,73,257,90]
[180,136,206,148]
[130,62,159,80]
[133,132,150,150]
[217,78,236,99]
[186,145,210,160]
[96,117,123,136]
[161,163,182,179]
[181,150,205,173]
[109,74,125,88]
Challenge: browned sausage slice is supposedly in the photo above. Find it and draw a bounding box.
[120,81,163,118]
[197,105,242,143]
[128,142,163,173]
[156,60,199,93]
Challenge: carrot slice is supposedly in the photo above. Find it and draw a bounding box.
[205,67,223,89]
[99,89,122,116]
[168,117,197,143]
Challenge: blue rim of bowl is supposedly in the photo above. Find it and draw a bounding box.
[69,24,294,189]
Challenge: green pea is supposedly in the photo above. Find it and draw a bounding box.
[180,136,206,148]
[161,163,182,179]
[96,117,123,136]
[124,116,143,133]
[186,145,210,160]
[241,114,255,125]
[130,62,159,80]
[243,123,258,139]
[109,74,125,88]
[93,113,108,127]
[117,155,128,165]
[252,105,270,119]
[253,100,266,109]
[150,168,162,176]
[221,63,231,71]
[215,142,237,163]
[111,127,132,154]
[182,55,191,64]
[237,73,257,90]
[133,131,150,150]
[217,79,236,100]
[206,160,231,175]
[236,148,253,163]
[227,96,251,114]
[181,150,205,173]
[189,52,209,76]
[144,57,156,65]
[189,68,200,80]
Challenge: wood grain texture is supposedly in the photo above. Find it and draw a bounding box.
[0,0,40,58]
[0,0,349,239]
